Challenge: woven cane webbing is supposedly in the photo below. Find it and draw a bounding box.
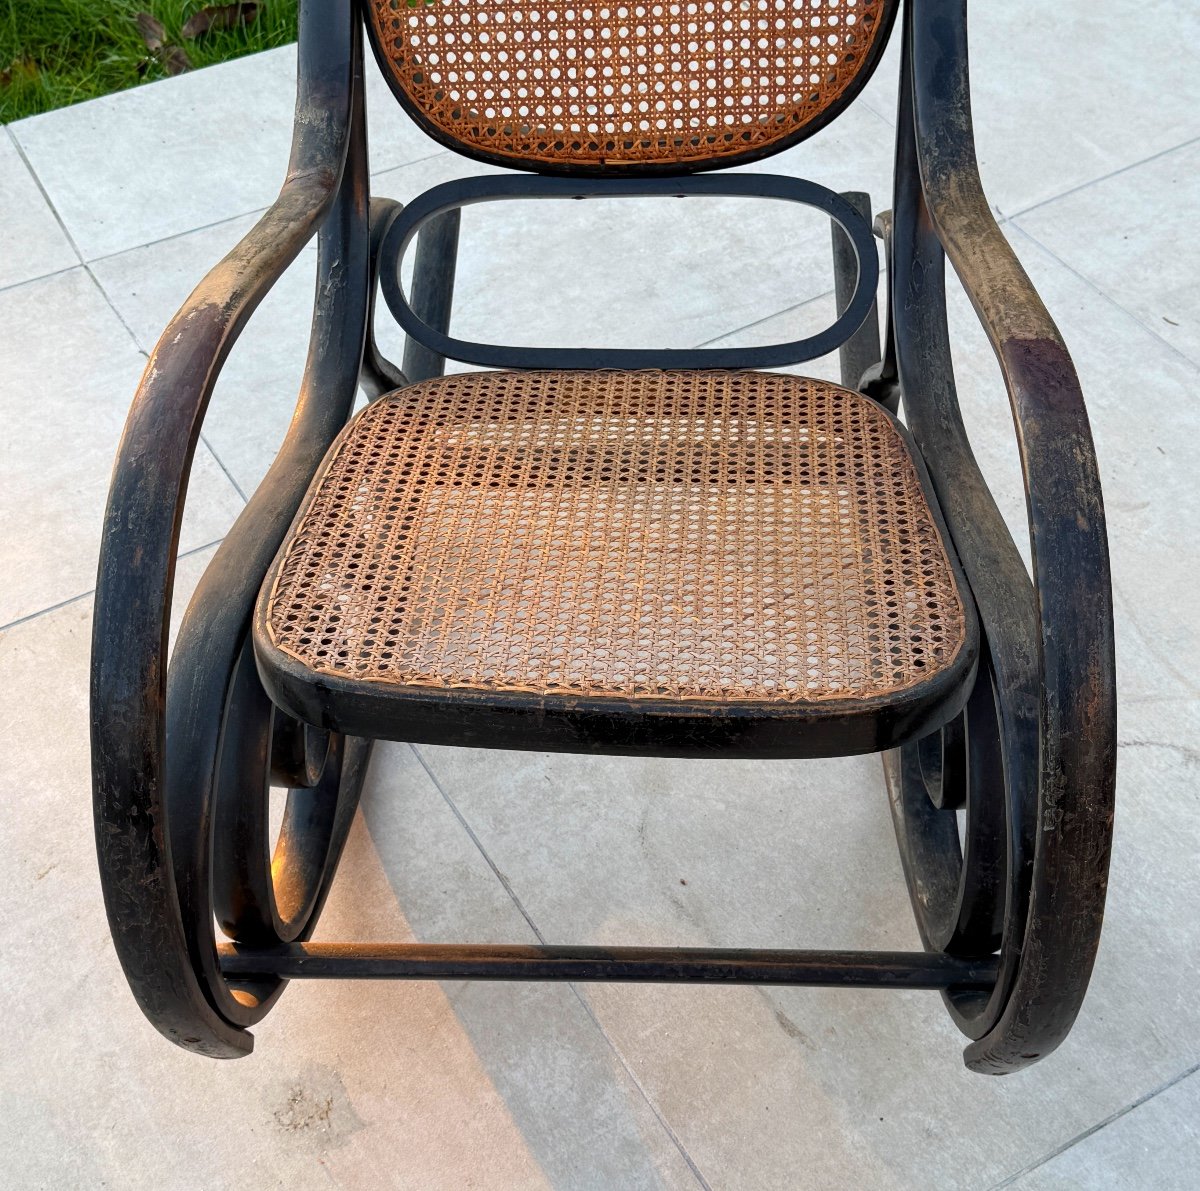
[367,0,892,170]
[265,371,966,704]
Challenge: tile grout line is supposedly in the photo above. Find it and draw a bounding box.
[8,124,252,504]
[693,288,836,348]
[0,261,79,297]
[407,744,545,942]
[0,536,225,636]
[2,131,448,285]
[406,742,714,1191]
[1003,131,1200,222]
[1008,222,1200,372]
[83,267,252,504]
[986,1058,1200,1190]
[6,125,88,267]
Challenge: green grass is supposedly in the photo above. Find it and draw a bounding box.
[1,1,298,122]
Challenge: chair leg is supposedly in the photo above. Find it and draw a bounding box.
[831,190,883,392]
[885,644,1026,1042]
[361,197,407,399]
[402,207,461,383]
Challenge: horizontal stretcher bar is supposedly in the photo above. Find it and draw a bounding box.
[218,943,999,990]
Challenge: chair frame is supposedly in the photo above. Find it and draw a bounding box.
[91,0,1116,1073]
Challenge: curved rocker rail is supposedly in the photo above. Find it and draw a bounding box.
[893,0,1117,1073]
[90,0,370,1057]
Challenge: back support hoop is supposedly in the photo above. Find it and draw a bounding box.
[378,172,880,372]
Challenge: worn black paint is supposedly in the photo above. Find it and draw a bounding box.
[90,0,1116,1075]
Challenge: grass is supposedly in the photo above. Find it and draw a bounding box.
[1,1,298,122]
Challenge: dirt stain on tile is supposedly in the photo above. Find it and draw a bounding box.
[773,1007,815,1050]
[266,1063,364,1152]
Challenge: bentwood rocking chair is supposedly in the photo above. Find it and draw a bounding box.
[91,0,1116,1073]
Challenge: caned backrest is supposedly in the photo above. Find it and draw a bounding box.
[365,0,897,173]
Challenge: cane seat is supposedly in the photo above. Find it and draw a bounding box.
[254,369,976,756]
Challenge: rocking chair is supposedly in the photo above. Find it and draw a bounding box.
[91,0,1116,1073]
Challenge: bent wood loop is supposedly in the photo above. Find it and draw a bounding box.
[906,0,1116,1073]
[90,0,363,1057]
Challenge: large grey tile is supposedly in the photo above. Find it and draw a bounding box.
[1003,1068,1200,1191]
[993,229,1200,702]
[10,45,440,263]
[400,234,1200,1184]
[1015,139,1200,365]
[368,104,894,360]
[764,219,1200,705]
[10,48,300,261]
[0,572,697,1190]
[89,152,493,495]
[89,208,316,496]
[861,2,1200,217]
[701,221,1200,707]
[0,130,77,288]
[92,125,880,497]
[415,686,1200,1189]
[0,269,243,625]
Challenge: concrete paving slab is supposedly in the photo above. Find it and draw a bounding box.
[0,559,698,1190]
[1015,139,1200,366]
[9,45,442,263]
[1002,1067,1200,1191]
[0,130,77,289]
[858,1,1200,218]
[0,268,243,626]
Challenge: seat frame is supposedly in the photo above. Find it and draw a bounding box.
[90,0,1116,1075]
[254,370,980,760]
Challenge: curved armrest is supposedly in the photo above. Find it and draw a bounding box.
[908,0,1116,1072]
[90,0,361,1057]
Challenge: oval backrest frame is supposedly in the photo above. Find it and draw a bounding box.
[364,0,900,175]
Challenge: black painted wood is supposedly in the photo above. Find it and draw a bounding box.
[220,943,1000,990]
[89,0,1115,1075]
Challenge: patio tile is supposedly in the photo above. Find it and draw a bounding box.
[88,209,315,497]
[0,269,243,626]
[87,152,491,496]
[858,1,1200,218]
[1014,139,1200,366]
[0,558,697,1191]
[992,229,1200,703]
[9,45,440,263]
[9,49,299,262]
[1004,1068,1200,1191]
[700,219,1200,708]
[91,109,892,496]
[413,686,1200,1190]
[0,131,77,289]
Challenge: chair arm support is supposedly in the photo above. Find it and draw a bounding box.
[909,0,1117,1072]
[90,0,361,1057]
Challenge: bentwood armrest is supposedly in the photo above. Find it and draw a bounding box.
[89,0,363,1058]
[907,0,1117,1073]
